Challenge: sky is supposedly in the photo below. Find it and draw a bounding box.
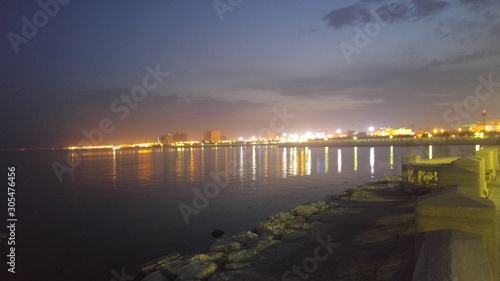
[1,0,500,148]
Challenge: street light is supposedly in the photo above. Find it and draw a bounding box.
[482,110,486,132]
[368,126,374,136]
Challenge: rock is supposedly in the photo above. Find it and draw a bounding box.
[280,230,310,242]
[187,254,212,263]
[291,205,319,219]
[284,216,310,231]
[231,230,259,245]
[160,258,186,277]
[254,219,286,238]
[290,200,329,218]
[246,236,281,252]
[142,270,170,281]
[211,229,224,238]
[342,188,358,198]
[306,200,329,212]
[225,249,257,263]
[209,240,242,253]
[206,252,226,263]
[176,261,218,280]
[285,222,311,231]
[224,262,251,270]
[269,211,296,223]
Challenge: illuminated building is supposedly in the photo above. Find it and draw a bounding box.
[158,134,174,145]
[372,127,413,136]
[462,120,500,132]
[173,133,188,142]
[204,130,221,142]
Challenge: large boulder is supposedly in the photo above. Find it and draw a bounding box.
[269,211,296,223]
[284,215,310,231]
[225,249,257,263]
[246,235,281,252]
[209,239,243,253]
[291,205,319,219]
[176,261,218,280]
[231,230,259,245]
[254,219,286,238]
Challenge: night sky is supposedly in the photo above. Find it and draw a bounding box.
[1,0,500,148]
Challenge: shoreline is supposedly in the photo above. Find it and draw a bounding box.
[2,136,496,152]
[138,175,416,281]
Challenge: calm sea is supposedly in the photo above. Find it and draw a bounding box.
[0,145,477,281]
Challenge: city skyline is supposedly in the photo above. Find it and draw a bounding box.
[1,1,500,148]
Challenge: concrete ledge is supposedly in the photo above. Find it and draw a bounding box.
[412,229,493,281]
[415,186,497,278]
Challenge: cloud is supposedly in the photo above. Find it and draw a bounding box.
[323,4,372,30]
[232,75,394,99]
[424,51,500,69]
[323,0,451,30]
[411,0,450,17]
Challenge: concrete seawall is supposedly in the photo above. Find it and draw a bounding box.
[403,147,500,280]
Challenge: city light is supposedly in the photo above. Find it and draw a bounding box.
[62,121,500,151]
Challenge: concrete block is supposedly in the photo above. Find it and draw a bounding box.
[475,148,495,171]
[412,229,493,281]
[488,147,499,171]
[401,154,420,164]
[437,166,482,197]
[474,148,497,184]
[451,156,487,197]
[419,157,459,164]
[439,184,474,196]
[415,188,497,278]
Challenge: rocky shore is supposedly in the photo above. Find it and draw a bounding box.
[139,176,416,281]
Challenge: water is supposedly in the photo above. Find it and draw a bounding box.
[0,145,477,280]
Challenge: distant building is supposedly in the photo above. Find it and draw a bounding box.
[372,127,413,136]
[173,133,188,142]
[158,134,174,145]
[204,130,221,142]
[462,120,500,132]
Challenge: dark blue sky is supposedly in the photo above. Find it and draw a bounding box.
[1,0,500,148]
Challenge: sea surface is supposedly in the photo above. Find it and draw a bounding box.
[0,144,478,281]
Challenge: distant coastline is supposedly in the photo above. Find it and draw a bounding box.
[2,135,498,152]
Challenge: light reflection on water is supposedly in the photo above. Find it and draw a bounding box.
[67,144,479,190]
